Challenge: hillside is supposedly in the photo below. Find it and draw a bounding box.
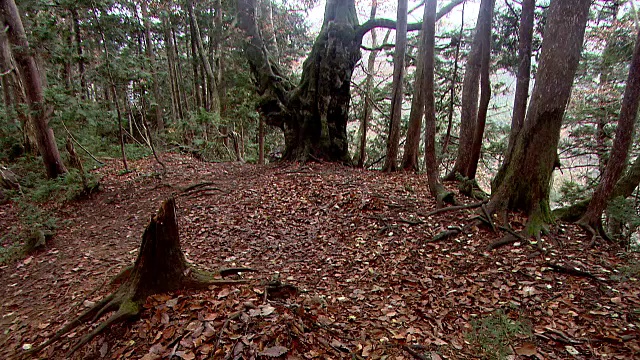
[1,154,638,359]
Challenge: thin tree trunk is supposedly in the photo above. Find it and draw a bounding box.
[578,28,640,235]
[445,0,493,180]
[423,0,452,206]
[187,12,202,110]
[382,0,408,172]
[441,2,465,159]
[258,116,265,164]
[187,0,220,116]
[172,28,188,116]
[163,16,178,124]
[91,7,128,171]
[358,0,378,168]
[466,0,494,179]
[1,0,67,178]
[71,8,86,99]
[140,0,164,132]
[503,0,535,171]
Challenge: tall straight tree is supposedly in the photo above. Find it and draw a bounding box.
[382,0,408,172]
[422,0,453,206]
[445,0,494,180]
[357,0,379,168]
[577,28,640,238]
[140,0,164,132]
[487,0,591,236]
[0,0,67,178]
[503,0,535,165]
[465,0,494,179]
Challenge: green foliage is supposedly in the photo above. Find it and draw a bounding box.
[466,310,532,360]
[556,180,589,208]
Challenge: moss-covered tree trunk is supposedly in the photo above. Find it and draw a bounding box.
[1,0,68,178]
[238,0,360,163]
[487,0,591,235]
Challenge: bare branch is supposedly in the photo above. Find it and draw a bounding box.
[357,0,466,39]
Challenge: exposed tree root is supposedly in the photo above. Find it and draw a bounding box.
[419,200,487,218]
[546,263,599,280]
[28,197,253,357]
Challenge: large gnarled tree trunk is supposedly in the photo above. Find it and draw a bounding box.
[1,0,67,178]
[487,0,591,236]
[238,0,358,162]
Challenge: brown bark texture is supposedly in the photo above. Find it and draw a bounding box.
[487,0,591,233]
[446,0,493,180]
[503,0,535,167]
[383,0,408,172]
[237,0,359,163]
[466,0,494,179]
[1,0,67,178]
[422,0,453,206]
[401,1,428,172]
[578,28,640,233]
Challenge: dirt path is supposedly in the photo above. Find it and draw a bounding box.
[1,154,639,359]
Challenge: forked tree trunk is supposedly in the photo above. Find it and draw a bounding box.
[445,0,493,181]
[577,28,640,236]
[1,0,68,178]
[487,0,591,235]
[503,0,535,165]
[382,0,408,172]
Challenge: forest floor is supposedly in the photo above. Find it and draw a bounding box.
[0,153,639,360]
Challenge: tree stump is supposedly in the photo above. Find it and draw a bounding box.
[30,197,248,357]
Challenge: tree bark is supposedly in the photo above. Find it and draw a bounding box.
[466,0,494,179]
[1,0,67,178]
[577,28,640,235]
[140,0,164,132]
[71,8,86,99]
[237,0,360,163]
[487,0,591,235]
[445,0,494,180]
[422,0,453,206]
[382,0,408,172]
[503,0,535,170]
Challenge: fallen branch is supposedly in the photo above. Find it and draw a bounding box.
[546,263,598,280]
[420,200,486,217]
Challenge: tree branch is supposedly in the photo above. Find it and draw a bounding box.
[357,0,466,39]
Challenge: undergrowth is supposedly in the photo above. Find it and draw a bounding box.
[466,310,532,360]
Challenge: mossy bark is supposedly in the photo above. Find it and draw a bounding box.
[238,0,359,163]
[487,0,591,235]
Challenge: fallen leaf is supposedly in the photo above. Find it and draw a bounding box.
[515,342,537,356]
[258,345,288,357]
